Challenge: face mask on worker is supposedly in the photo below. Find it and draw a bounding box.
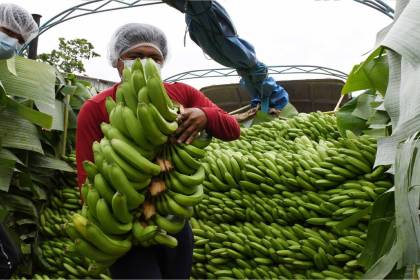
[0,31,21,59]
[122,58,162,73]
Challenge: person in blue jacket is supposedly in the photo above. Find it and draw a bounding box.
[0,3,38,59]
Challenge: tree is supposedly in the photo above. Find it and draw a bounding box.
[37,37,100,74]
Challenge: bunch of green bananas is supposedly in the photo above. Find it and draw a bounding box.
[67,58,209,270]
[191,218,366,279]
[39,186,81,237]
[190,112,393,279]
[30,180,111,280]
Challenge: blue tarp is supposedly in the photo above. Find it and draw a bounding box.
[164,0,289,112]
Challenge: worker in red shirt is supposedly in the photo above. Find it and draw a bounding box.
[76,23,240,279]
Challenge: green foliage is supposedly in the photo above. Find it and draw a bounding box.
[37,37,100,74]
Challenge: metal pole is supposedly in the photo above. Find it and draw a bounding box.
[28,14,42,60]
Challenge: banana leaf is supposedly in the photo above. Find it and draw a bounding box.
[0,81,52,128]
[36,100,64,131]
[336,94,369,136]
[394,138,420,267]
[0,193,38,219]
[342,47,389,96]
[6,57,16,76]
[30,154,75,173]
[0,148,23,165]
[0,158,15,192]
[360,191,397,279]
[0,109,43,154]
[352,91,377,120]
[0,57,56,115]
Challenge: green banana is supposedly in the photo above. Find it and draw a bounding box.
[119,71,137,112]
[84,222,132,255]
[146,77,177,121]
[81,182,89,202]
[190,132,212,149]
[170,146,195,175]
[83,161,97,181]
[72,213,131,255]
[164,193,193,218]
[136,102,168,145]
[74,238,117,263]
[168,184,204,207]
[109,163,145,210]
[154,214,186,234]
[111,192,133,224]
[168,173,198,195]
[121,105,155,150]
[105,96,116,115]
[131,69,146,94]
[174,145,201,170]
[173,166,205,187]
[149,102,178,135]
[178,143,206,159]
[93,173,114,205]
[64,222,82,240]
[109,103,130,137]
[132,222,159,242]
[101,143,152,182]
[96,198,133,235]
[101,122,154,160]
[138,87,150,104]
[86,186,100,218]
[154,232,178,248]
[110,138,161,175]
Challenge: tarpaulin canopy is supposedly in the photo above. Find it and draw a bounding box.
[163,0,289,112]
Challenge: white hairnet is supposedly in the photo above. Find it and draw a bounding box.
[0,3,38,42]
[108,23,168,68]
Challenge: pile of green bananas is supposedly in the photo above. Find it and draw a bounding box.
[191,112,393,279]
[67,58,208,270]
[30,182,110,279]
[39,186,80,237]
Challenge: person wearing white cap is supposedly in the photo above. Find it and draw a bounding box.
[76,23,240,279]
[0,3,38,59]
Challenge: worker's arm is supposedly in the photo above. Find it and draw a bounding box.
[75,100,104,187]
[174,83,240,142]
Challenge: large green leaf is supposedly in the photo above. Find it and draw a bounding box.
[0,158,15,192]
[36,100,64,131]
[0,109,43,154]
[0,57,56,114]
[0,192,38,219]
[0,82,52,129]
[0,148,23,165]
[359,191,396,269]
[336,95,369,136]
[342,47,389,95]
[394,140,420,267]
[352,92,377,120]
[30,154,75,173]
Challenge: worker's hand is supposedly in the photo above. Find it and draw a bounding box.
[176,108,208,144]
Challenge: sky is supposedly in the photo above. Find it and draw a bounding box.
[8,0,395,89]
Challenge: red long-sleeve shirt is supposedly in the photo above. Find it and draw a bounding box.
[76,82,240,186]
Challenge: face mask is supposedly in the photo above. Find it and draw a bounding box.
[0,32,19,59]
